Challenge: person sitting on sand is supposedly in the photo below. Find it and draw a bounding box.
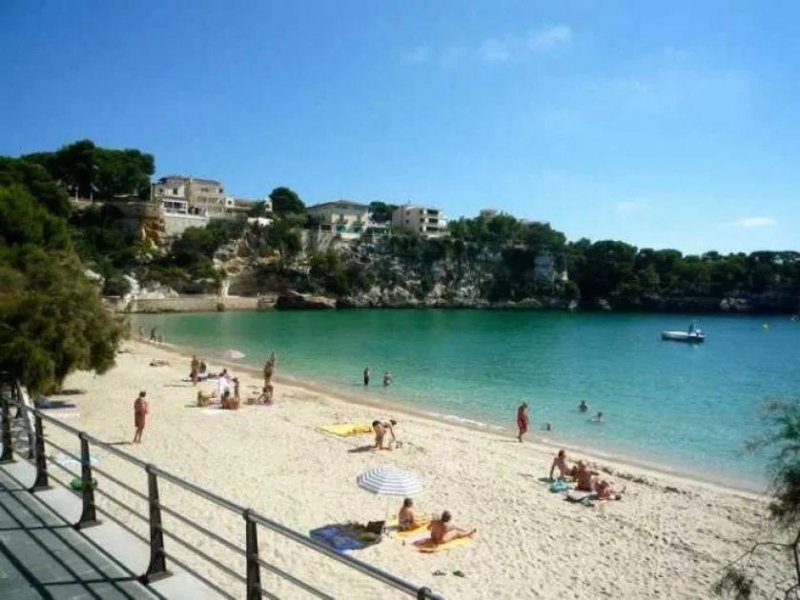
[428,511,475,545]
[549,449,577,480]
[578,400,589,413]
[197,390,218,407]
[398,498,425,531]
[575,461,599,492]
[595,479,624,501]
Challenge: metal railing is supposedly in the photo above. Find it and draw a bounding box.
[0,379,444,600]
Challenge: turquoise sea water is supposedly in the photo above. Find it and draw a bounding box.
[134,310,800,489]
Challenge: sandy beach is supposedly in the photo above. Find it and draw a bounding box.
[37,339,792,599]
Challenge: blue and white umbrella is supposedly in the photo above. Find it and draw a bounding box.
[357,466,423,497]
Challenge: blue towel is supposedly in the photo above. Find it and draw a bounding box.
[309,525,370,553]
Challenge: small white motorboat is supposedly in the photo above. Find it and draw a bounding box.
[661,330,705,343]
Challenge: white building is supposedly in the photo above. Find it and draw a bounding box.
[151,175,232,217]
[391,204,448,237]
[307,200,370,240]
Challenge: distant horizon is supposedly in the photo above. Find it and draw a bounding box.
[2,1,798,254]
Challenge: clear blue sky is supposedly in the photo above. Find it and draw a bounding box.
[2,0,798,253]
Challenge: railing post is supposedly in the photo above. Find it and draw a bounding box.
[0,385,14,464]
[74,433,100,529]
[141,465,171,583]
[417,587,433,599]
[29,413,50,491]
[244,509,262,600]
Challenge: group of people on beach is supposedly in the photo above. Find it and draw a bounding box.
[549,449,623,500]
[398,498,476,545]
[363,367,393,387]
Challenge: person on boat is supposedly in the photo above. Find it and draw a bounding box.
[688,322,697,334]
[578,400,589,413]
[516,403,529,443]
[549,449,577,480]
[428,511,476,545]
[398,498,425,531]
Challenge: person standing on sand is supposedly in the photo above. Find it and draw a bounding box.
[516,403,529,443]
[363,367,371,387]
[133,391,148,443]
[190,355,200,385]
[263,359,274,388]
[149,327,157,342]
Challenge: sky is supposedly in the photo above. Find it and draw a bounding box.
[1,0,798,254]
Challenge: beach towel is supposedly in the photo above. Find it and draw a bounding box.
[413,537,473,553]
[386,518,431,539]
[549,480,572,493]
[320,423,374,437]
[565,490,597,506]
[309,525,379,553]
[36,398,77,409]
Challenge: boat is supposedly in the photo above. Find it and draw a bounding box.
[661,330,705,343]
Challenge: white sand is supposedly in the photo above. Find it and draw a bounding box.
[38,340,792,599]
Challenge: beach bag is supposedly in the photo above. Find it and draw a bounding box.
[365,520,385,535]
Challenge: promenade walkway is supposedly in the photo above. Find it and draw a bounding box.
[0,461,218,599]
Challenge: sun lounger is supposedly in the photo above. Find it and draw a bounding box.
[320,423,374,437]
[413,536,473,553]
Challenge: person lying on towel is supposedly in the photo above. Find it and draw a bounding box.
[429,511,475,545]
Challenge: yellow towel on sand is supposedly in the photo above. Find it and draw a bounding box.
[320,423,374,437]
[413,537,473,553]
[386,518,432,539]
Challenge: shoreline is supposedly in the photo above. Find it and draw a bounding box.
[142,337,768,498]
[46,337,790,598]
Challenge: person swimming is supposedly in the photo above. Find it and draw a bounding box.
[592,411,604,423]
[578,400,589,413]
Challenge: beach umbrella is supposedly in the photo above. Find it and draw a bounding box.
[357,466,423,497]
[223,349,246,360]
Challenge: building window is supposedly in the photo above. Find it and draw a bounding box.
[172,188,179,195]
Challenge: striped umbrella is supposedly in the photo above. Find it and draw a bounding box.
[357,466,423,497]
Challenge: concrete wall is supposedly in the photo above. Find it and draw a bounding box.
[163,213,210,237]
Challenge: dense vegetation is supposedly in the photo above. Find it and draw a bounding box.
[0,159,124,395]
[2,139,799,312]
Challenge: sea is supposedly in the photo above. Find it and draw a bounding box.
[133,310,800,490]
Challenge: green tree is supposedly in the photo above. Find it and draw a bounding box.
[269,186,305,215]
[368,201,397,223]
[716,399,800,599]
[0,181,124,395]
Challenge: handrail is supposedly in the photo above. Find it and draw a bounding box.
[2,388,445,600]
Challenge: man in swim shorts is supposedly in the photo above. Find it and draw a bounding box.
[549,449,577,480]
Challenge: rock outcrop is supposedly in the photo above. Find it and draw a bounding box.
[275,291,337,310]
